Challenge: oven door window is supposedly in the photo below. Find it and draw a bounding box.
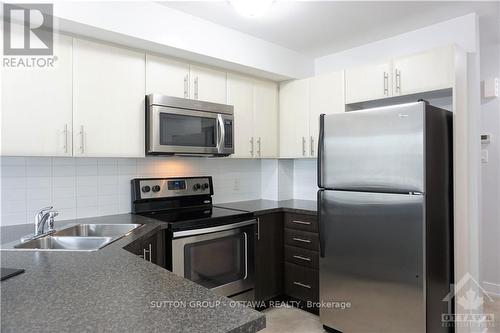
[159,113,216,147]
[184,233,246,289]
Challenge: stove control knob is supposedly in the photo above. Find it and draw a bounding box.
[202,183,209,190]
[142,186,151,193]
[193,183,201,191]
[152,185,161,192]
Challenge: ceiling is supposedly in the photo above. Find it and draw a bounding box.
[159,1,499,58]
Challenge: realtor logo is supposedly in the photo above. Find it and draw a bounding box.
[3,3,53,55]
[442,272,496,330]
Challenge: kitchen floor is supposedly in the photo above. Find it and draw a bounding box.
[261,298,500,333]
[261,306,325,333]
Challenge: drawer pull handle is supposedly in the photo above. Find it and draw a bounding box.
[292,237,311,243]
[292,220,311,225]
[293,281,312,289]
[293,255,311,262]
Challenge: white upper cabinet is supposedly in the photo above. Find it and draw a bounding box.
[345,62,392,104]
[227,74,278,158]
[309,71,345,157]
[227,73,254,158]
[253,79,278,158]
[73,38,146,158]
[146,54,189,98]
[1,33,73,156]
[190,65,227,104]
[393,45,454,96]
[279,79,310,158]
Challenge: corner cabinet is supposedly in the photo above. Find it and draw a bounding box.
[279,71,344,158]
[72,38,146,158]
[253,79,278,158]
[228,74,278,158]
[308,72,345,157]
[1,33,73,156]
[255,213,284,303]
[279,79,310,158]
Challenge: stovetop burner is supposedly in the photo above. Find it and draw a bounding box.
[131,176,253,232]
[137,205,252,232]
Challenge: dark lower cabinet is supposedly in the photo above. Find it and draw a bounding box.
[254,211,319,314]
[254,213,284,303]
[124,229,166,268]
[284,262,319,304]
[283,212,320,313]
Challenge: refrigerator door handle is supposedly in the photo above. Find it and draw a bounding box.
[317,114,325,188]
[318,190,325,258]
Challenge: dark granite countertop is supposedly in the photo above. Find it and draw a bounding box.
[0,214,265,333]
[215,199,317,216]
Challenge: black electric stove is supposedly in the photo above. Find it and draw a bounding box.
[131,176,252,232]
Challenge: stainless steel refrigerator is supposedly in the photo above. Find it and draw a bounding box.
[317,101,453,333]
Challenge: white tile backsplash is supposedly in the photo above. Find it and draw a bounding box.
[293,159,318,200]
[1,156,263,226]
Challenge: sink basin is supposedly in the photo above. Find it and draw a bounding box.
[3,224,143,252]
[14,236,113,251]
[53,224,142,238]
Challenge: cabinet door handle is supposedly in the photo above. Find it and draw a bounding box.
[194,76,199,99]
[293,255,311,262]
[292,237,311,244]
[63,124,68,154]
[79,125,85,154]
[143,243,152,262]
[310,136,314,156]
[249,137,254,157]
[184,74,189,98]
[256,218,260,241]
[292,220,311,225]
[395,69,401,93]
[257,137,261,157]
[293,281,312,289]
[302,136,306,156]
[383,72,389,95]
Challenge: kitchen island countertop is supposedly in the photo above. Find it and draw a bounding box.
[0,214,265,333]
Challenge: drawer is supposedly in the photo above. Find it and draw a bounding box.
[285,245,319,269]
[284,228,319,251]
[284,262,319,303]
[284,213,318,233]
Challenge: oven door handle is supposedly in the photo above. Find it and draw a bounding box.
[216,114,225,154]
[173,219,257,238]
[243,231,248,280]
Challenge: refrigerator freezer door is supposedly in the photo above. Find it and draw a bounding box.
[319,190,425,333]
[318,102,425,193]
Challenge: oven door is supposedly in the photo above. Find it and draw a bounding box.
[172,220,256,298]
[148,105,223,155]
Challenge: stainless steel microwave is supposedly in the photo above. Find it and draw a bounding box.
[146,94,234,156]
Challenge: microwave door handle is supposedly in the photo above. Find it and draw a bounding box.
[217,115,225,153]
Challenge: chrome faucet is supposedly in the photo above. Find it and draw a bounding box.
[34,206,58,237]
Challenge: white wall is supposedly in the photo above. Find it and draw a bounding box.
[0,156,262,227]
[45,2,313,81]
[315,13,478,73]
[479,41,500,295]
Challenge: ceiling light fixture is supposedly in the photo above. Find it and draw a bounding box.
[229,0,275,18]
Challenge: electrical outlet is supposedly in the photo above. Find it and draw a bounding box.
[233,179,240,191]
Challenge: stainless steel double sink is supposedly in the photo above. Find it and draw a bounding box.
[10,224,143,252]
